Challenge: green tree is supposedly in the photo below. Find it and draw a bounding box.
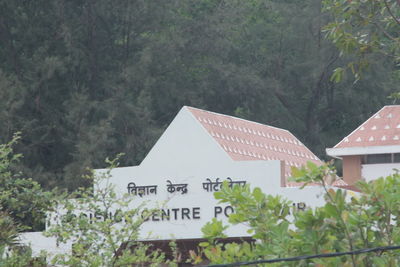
[46,155,176,267]
[194,163,400,266]
[0,134,50,266]
[0,0,398,191]
[0,133,54,232]
[323,0,400,83]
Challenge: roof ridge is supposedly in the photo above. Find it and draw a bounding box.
[333,106,387,148]
[185,106,291,134]
[185,106,321,160]
[184,106,321,162]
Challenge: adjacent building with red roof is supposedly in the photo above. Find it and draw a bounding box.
[326,105,400,185]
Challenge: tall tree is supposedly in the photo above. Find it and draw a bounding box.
[323,0,400,83]
[0,0,398,189]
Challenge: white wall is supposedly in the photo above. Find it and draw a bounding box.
[99,160,328,240]
[19,232,71,260]
[362,163,400,182]
[139,106,233,171]
[99,160,286,240]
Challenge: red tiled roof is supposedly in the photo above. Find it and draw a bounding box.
[334,105,400,148]
[187,107,322,181]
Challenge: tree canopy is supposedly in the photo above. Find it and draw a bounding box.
[0,0,397,189]
[323,0,400,83]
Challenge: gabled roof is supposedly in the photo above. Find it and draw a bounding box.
[327,105,400,157]
[187,107,322,179]
[336,105,400,148]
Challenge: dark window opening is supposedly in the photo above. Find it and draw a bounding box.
[362,153,400,164]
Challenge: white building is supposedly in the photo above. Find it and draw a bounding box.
[94,106,330,240]
[23,106,348,262]
[326,105,400,185]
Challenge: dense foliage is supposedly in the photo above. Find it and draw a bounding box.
[0,134,53,231]
[46,156,176,267]
[323,0,400,83]
[0,0,398,190]
[0,135,50,266]
[0,140,175,266]
[195,163,400,266]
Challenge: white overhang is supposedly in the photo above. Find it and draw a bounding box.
[326,145,400,158]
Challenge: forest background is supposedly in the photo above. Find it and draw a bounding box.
[0,0,398,190]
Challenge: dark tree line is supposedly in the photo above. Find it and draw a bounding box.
[0,0,397,189]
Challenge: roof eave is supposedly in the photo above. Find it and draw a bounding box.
[326,145,400,157]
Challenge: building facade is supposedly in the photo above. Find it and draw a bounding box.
[326,105,400,185]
